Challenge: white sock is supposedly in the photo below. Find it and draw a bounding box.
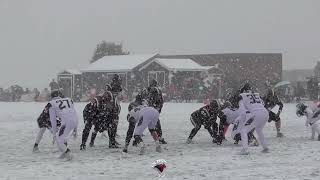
[35,128,46,145]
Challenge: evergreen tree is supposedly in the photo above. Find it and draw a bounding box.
[90,41,129,63]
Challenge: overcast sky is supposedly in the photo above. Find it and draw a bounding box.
[0,0,320,89]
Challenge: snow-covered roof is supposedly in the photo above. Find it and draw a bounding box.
[152,58,212,71]
[59,69,82,75]
[282,69,313,82]
[66,69,82,74]
[81,53,158,72]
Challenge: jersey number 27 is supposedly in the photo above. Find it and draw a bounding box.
[56,99,73,110]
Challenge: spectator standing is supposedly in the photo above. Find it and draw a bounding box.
[49,79,59,91]
[33,88,40,101]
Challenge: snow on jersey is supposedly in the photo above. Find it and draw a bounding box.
[49,97,78,134]
[239,92,265,112]
[128,104,147,123]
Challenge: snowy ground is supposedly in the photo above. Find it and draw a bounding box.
[0,102,320,180]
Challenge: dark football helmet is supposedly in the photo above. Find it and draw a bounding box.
[240,82,252,93]
[50,89,63,99]
[149,79,158,88]
[209,99,220,113]
[105,84,112,91]
[296,103,307,117]
[112,74,121,81]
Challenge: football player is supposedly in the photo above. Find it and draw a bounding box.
[32,103,61,153]
[48,89,78,160]
[186,99,223,145]
[296,103,320,141]
[236,83,269,155]
[147,80,167,144]
[263,88,284,137]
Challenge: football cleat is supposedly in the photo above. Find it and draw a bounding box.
[277,132,284,138]
[80,144,86,150]
[159,138,167,144]
[32,145,40,153]
[186,138,192,144]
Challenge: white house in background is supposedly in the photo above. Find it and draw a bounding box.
[57,69,82,100]
[58,53,282,100]
[139,58,213,85]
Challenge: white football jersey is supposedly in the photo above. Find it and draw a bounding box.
[305,107,320,125]
[239,92,265,112]
[222,107,241,124]
[49,97,78,124]
[128,104,147,122]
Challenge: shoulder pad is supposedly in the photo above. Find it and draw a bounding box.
[45,103,52,109]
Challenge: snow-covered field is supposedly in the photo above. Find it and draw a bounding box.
[0,102,320,180]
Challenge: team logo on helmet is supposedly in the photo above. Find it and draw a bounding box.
[152,159,167,177]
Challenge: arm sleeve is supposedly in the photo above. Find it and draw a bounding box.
[49,104,57,135]
[83,105,88,120]
[218,113,227,136]
[312,109,320,119]
[277,98,284,113]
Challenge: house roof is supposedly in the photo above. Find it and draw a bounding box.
[282,69,314,82]
[59,69,82,75]
[140,58,212,72]
[81,53,158,72]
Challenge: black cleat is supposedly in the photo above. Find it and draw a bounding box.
[132,140,138,147]
[33,144,40,153]
[277,132,284,138]
[159,138,167,144]
[80,144,86,150]
[234,140,240,145]
[122,148,128,153]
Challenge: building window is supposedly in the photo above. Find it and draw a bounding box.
[148,71,165,87]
